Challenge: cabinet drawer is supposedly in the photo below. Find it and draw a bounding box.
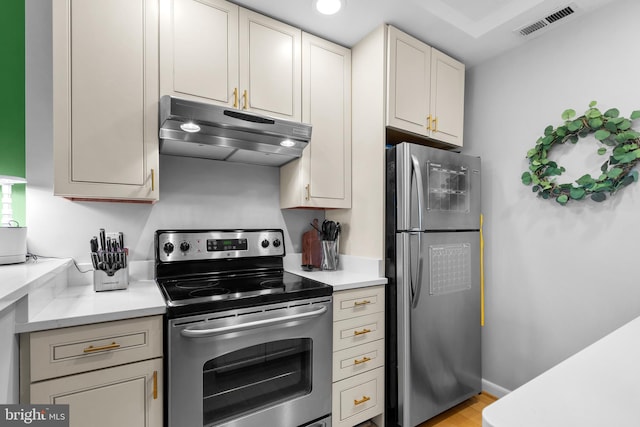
[333,286,384,322]
[332,367,384,427]
[25,316,162,382]
[333,338,384,383]
[333,311,384,352]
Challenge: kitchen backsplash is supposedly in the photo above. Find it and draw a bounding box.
[26,154,323,264]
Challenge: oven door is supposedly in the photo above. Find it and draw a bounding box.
[168,297,333,427]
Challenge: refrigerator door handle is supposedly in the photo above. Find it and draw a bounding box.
[410,231,423,308]
[410,154,425,308]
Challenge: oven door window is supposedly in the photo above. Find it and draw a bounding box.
[203,338,312,426]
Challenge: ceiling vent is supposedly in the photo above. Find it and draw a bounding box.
[515,4,578,38]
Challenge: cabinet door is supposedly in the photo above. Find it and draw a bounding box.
[386,26,430,137]
[281,33,351,209]
[30,358,163,427]
[52,0,159,202]
[239,9,301,121]
[430,48,465,147]
[160,0,239,106]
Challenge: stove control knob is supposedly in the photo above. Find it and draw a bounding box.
[163,242,174,255]
[180,241,191,252]
[261,239,270,248]
[273,239,281,248]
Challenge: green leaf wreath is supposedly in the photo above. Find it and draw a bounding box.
[521,101,640,205]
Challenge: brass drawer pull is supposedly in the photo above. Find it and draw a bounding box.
[353,328,371,336]
[353,300,371,306]
[353,356,371,365]
[427,114,432,131]
[83,342,120,353]
[354,396,371,406]
[233,87,239,108]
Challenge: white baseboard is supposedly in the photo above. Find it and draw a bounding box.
[482,378,511,398]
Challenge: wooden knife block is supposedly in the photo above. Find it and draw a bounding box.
[302,228,321,269]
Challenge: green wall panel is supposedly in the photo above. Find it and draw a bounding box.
[0,0,26,226]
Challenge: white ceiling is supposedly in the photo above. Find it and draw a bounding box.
[231,0,618,66]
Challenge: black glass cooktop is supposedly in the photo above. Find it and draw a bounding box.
[157,270,332,318]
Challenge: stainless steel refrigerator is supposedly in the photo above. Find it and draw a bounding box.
[385,142,481,426]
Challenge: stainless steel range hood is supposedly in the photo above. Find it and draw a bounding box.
[159,96,311,167]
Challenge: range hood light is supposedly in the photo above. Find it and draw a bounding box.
[280,139,296,148]
[180,122,201,133]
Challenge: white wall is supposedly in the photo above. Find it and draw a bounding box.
[25,0,321,265]
[464,0,640,391]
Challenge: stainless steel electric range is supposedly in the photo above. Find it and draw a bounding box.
[155,229,333,427]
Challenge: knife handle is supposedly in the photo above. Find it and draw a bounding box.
[99,228,106,251]
[90,236,99,253]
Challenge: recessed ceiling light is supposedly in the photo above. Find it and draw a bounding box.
[314,0,343,15]
[180,122,201,133]
[280,140,296,148]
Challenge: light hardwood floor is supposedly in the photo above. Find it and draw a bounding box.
[418,392,498,427]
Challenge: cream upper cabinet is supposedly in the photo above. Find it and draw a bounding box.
[160,0,301,121]
[238,8,301,121]
[53,0,159,202]
[160,0,239,106]
[386,26,465,147]
[280,33,351,209]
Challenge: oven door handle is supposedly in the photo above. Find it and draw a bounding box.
[180,305,328,338]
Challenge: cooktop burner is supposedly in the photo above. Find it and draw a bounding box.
[176,280,220,289]
[188,287,229,298]
[155,229,333,318]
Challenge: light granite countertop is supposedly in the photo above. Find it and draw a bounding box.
[4,253,387,333]
[284,253,387,291]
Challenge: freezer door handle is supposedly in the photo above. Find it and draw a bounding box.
[410,154,425,231]
[410,154,424,308]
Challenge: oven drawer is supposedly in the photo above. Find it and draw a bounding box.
[333,311,384,352]
[333,286,385,322]
[25,316,163,382]
[332,367,384,427]
[332,338,385,383]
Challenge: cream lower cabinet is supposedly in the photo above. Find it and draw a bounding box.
[20,316,163,427]
[52,0,159,202]
[280,33,352,209]
[160,0,301,122]
[387,25,465,147]
[332,286,385,427]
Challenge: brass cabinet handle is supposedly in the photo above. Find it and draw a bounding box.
[354,300,371,306]
[153,371,158,400]
[354,396,371,406]
[305,184,310,201]
[434,117,438,133]
[353,328,371,336]
[83,342,120,353]
[242,90,248,110]
[233,88,239,108]
[353,356,371,365]
[427,114,432,131]
[151,168,155,192]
